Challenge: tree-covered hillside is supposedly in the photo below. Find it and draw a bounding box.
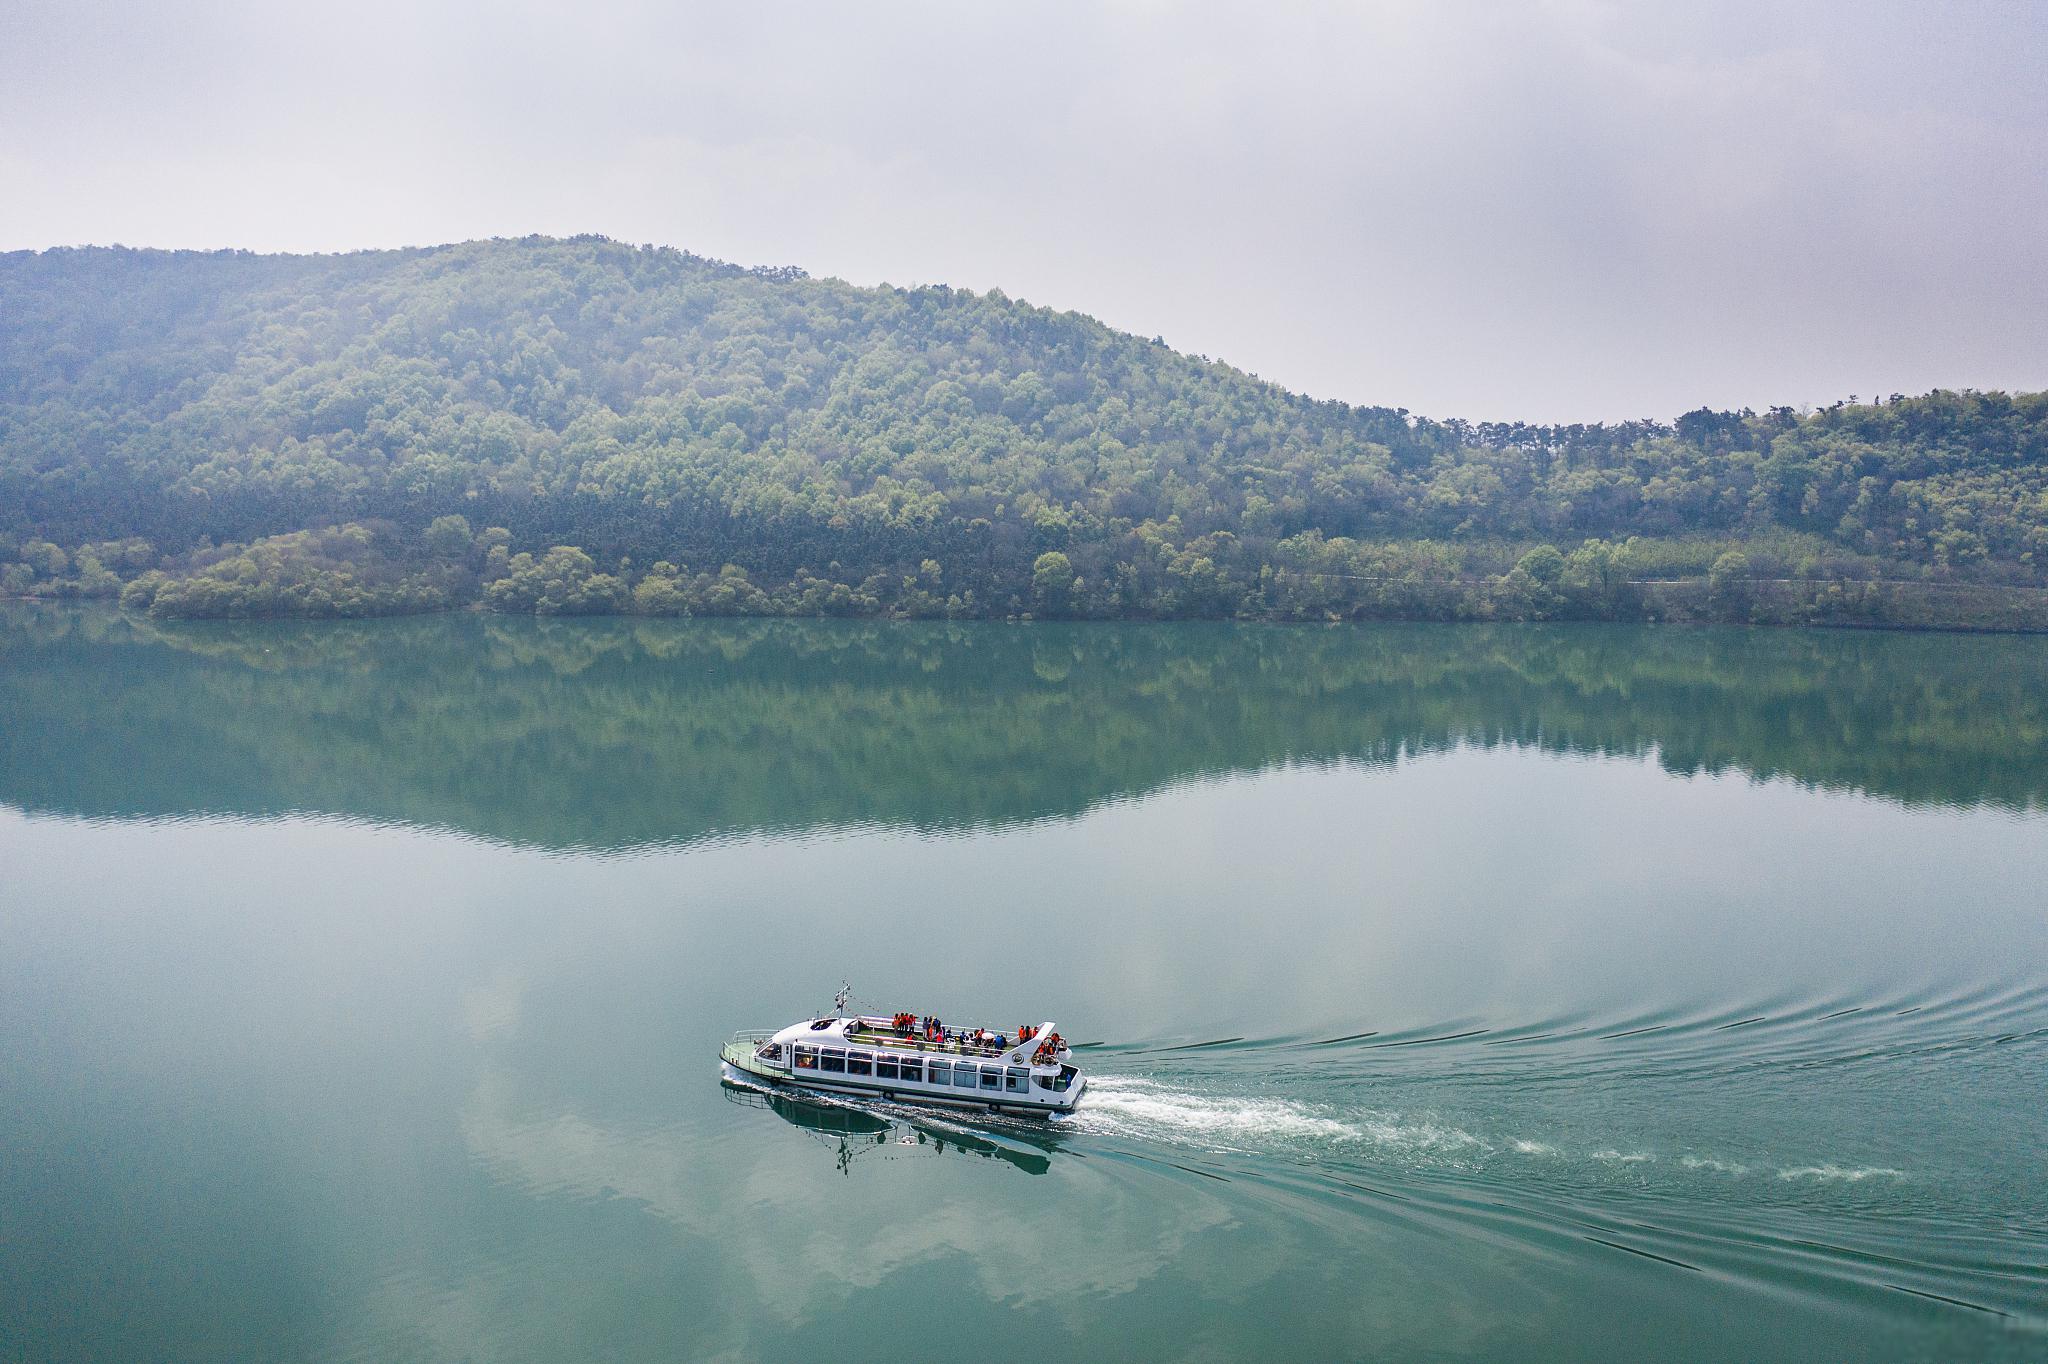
[3,236,2045,624]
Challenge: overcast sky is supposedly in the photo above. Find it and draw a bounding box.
[3,1,2044,421]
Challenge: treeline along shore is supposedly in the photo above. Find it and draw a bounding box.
[4,238,2046,628]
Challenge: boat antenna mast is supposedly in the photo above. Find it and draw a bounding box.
[832,980,852,1018]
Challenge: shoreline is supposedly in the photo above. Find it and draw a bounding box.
[7,591,2048,635]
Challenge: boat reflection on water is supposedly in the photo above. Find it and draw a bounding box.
[720,1077,1060,1176]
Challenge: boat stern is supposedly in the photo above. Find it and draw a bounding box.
[1055,1070,1087,1112]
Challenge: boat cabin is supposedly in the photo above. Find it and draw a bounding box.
[722,1013,1083,1114]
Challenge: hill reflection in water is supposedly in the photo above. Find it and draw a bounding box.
[2,605,2044,848]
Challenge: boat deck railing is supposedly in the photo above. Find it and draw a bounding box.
[843,1025,1033,1060]
[731,1022,1064,1065]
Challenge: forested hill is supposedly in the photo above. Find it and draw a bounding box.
[3,235,2046,625]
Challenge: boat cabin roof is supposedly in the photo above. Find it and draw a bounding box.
[768,1015,1064,1070]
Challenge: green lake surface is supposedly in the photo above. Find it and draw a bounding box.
[2,606,2044,1361]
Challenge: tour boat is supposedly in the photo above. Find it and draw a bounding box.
[720,994,1084,1117]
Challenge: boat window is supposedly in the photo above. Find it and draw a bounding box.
[875,1056,899,1079]
[897,1058,920,1082]
[980,1067,1001,1090]
[820,1049,846,1073]
[794,1046,818,1070]
[924,1060,949,1084]
[953,1066,979,1089]
[1006,1068,1028,1092]
[846,1051,873,1076]
[757,1044,784,1063]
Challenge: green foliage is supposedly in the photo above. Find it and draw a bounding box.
[422,514,473,559]
[0,537,142,599]
[1564,538,1631,593]
[1708,550,1754,616]
[1516,545,1566,585]
[1032,550,1077,616]
[3,238,2047,625]
[127,524,449,618]
[1709,550,1753,586]
[482,546,625,615]
[20,541,67,578]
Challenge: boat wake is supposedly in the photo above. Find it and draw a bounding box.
[1068,1076,1486,1159]
[719,982,2048,1330]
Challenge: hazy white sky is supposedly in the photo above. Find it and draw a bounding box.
[3,0,2044,421]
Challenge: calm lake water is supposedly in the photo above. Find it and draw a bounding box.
[2,606,2044,1362]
